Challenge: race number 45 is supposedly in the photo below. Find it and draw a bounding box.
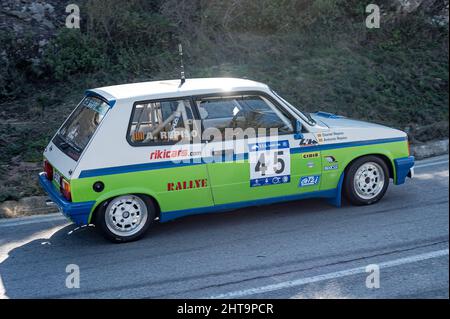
[249,140,291,187]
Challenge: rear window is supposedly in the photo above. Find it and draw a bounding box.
[53,96,109,161]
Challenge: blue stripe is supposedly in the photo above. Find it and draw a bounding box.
[290,137,406,154]
[314,111,344,119]
[159,188,339,222]
[79,160,204,178]
[79,137,406,178]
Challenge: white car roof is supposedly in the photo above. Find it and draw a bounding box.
[89,77,269,102]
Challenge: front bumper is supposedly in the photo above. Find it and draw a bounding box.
[394,156,415,185]
[38,172,95,226]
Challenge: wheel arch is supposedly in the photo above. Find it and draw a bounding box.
[343,153,394,180]
[88,189,161,224]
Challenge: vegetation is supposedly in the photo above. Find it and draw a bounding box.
[0,0,448,201]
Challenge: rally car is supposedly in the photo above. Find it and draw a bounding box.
[39,78,414,242]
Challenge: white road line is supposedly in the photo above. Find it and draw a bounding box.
[0,275,7,299]
[208,249,449,299]
[415,160,449,169]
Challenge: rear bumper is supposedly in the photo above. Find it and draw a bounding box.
[38,172,94,226]
[394,156,415,185]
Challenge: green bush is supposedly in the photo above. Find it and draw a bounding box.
[0,31,38,101]
[42,1,178,81]
[43,29,108,80]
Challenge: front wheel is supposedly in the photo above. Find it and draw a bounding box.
[344,156,389,206]
[96,194,155,243]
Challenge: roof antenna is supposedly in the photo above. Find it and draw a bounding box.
[178,43,186,87]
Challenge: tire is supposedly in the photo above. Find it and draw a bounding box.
[344,156,389,206]
[96,194,156,243]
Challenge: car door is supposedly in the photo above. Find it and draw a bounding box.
[195,92,322,206]
[126,98,214,213]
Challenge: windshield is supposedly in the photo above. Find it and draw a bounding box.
[270,89,316,126]
[54,96,109,160]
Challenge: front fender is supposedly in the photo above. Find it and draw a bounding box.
[340,149,396,178]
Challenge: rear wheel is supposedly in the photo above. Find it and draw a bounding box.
[96,194,155,243]
[344,156,389,205]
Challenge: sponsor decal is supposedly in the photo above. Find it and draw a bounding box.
[250,175,290,187]
[324,155,338,170]
[53,170,62,187]
[159,130,196,140]
[299,175,320,187]
[167,179,207,191]
[299,139,318,147]
[150,149,201,160]
[325,156,337,163]
[321,131,348,143]
[150,149,188,160]
[315,133,324,143]
[82,97,108,116]
[307,161,315,168]
[302,152,320,159]
[248,140,290,152]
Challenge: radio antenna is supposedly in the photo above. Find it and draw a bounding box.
[179,43,186,87]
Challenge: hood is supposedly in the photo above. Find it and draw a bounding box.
[309,111,407,141]
[310,112,391,130]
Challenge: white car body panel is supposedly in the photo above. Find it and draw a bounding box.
[43,141,78,179]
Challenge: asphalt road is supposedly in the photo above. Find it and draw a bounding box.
[0,155,448,299]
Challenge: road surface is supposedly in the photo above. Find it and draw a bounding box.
[0,155,448,299]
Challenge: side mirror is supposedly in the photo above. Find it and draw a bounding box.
[294,120,304,140]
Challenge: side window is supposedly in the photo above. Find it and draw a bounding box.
[128,99,198,145]
[196,95,294,135]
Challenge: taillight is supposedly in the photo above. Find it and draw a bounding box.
[60,178,72,201]
[44,160,53,181]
